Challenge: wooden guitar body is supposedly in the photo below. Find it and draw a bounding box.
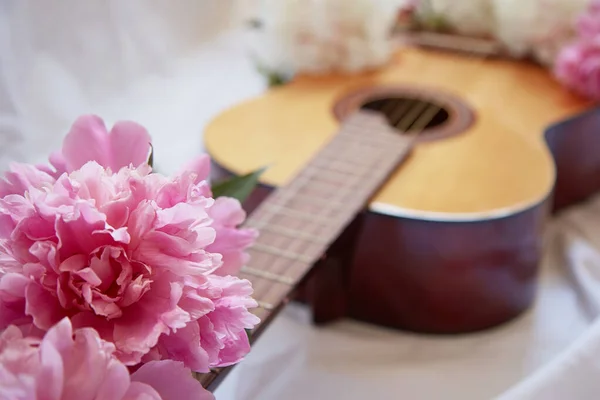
[204,46,598,334]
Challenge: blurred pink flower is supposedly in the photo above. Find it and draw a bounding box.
[577,0,600,38]
[35,114,257,276]
[0,317,214,400]
[554,37,600,100]
[0,160,259,371]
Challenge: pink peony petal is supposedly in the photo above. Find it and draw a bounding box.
[37,331,65,400]
[123,382,162,399]
[206,197,258,276]
[0,273,30,299]
[75,267,102,286]
[0,297,31,330]
[176,154,212,184]
[155,202,211,231]
[208,197,247,227]
[59,254,88,272]
[135,235,222,276]
[126,200,157,251]
[0,298,29,331]
[93,360,132,400]
[55,203,110,258]
[59,328,120,399]
[108,121,152,171]
[48,151,69,177]
[178,286,214,320]
[113,278,189,364]
[197,275,260,367]
[60,115,112,171]
[108,227,131,243]
[156,323,210,372]
[113,309,170,365]
[24,283,63,330]
[130,360,215,400]
[120,276,152,308]
[89,297,123,319]
[208,227,257,276]
[0,163,55,197]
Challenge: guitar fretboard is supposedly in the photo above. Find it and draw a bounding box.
[198,110,414,389]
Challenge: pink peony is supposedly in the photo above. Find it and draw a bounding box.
[577,0,600,39]
[39,114,257,277]
[0,159,259,371]
[554,37,600,100]
[0,317,214,400]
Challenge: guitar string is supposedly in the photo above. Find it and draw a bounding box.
[242,117,386,305]
[251,100,440,284]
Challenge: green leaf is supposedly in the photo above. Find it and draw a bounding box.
[254,60,292,88]
[266,72,288,88]
[211,167,267,203]
[147,144,154,168]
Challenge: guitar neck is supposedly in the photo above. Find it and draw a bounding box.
[197,110,414,389]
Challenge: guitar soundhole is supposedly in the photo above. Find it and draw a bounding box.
[332,85,475,142]
[360,97,450,133]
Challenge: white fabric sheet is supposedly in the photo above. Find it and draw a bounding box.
[2,2,600,399]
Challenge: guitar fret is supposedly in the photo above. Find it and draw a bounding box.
[287,178,344,191]
[251,224,331,244]
[252,205,339,224]
[303,164,353,177]
[251,243,315,264]
[241,266,295,285]
[239,273,296,312]
[341,128,400,146]
[282,193,346,207]
[319,151,378,168]
[256,300,275,311]
[312,159,371,175]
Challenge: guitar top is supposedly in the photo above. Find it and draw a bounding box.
[204,45,594,221]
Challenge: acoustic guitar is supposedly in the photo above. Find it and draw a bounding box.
[198,34,599,390]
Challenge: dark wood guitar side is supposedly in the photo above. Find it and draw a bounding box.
[210,107,600,334]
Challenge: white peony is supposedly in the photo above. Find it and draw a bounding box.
[412,0,590,65]
[492,0,590,66]
[244,0,404,77]
[241,0,592,79]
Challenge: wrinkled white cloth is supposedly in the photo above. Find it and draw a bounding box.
[3,2,600,399]
[497,200,600,400]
